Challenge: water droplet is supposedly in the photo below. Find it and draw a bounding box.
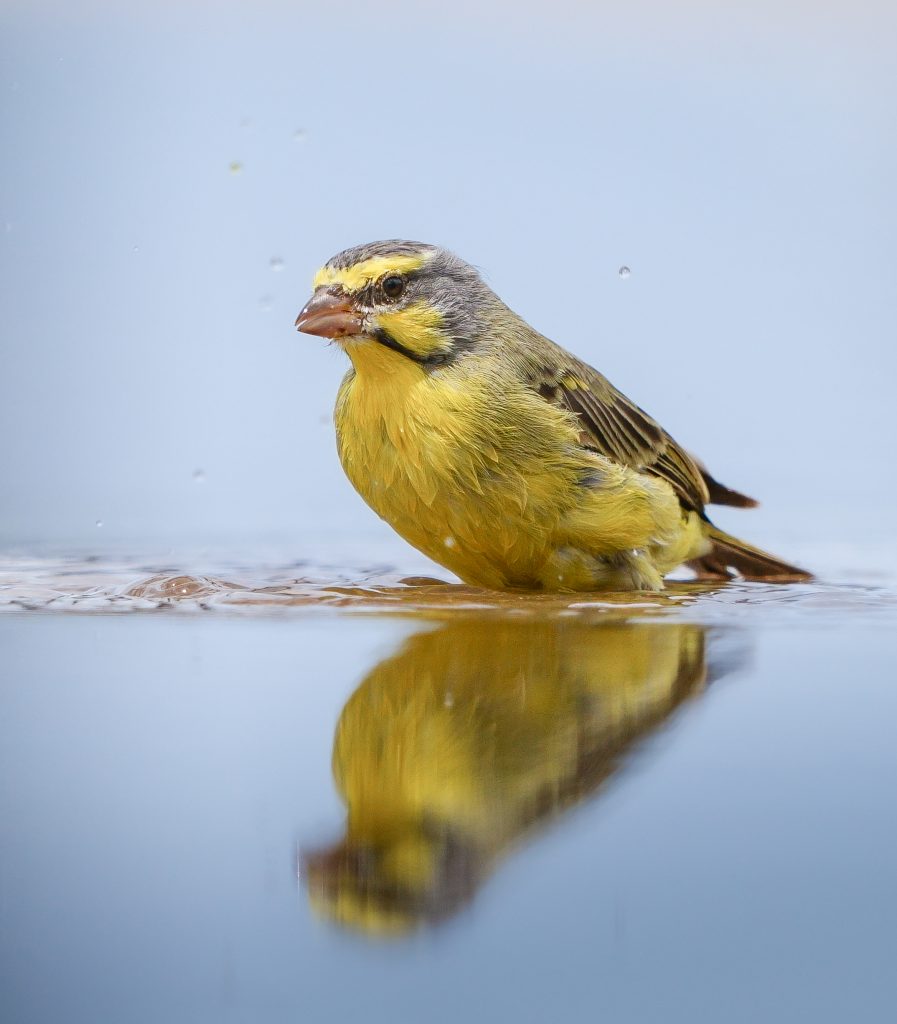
[618,266,631,278]
[293,129,307,142]
[95,519,104,528]
[269,257,285,272]
[229,161,243,175]
[444,692,455,708]
[192,469,206,483]
[239,116,252,128]
[132,245,139,253]
[443,536,456,549]
[259,294,274,311]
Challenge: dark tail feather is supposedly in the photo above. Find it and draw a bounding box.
[689,525,812,582]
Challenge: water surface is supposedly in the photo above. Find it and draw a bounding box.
[1,555,896,1022]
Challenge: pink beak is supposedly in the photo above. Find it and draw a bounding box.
[294,291,363,339]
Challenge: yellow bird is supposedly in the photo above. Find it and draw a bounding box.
[295,240,809,591]
[304,618,739,933]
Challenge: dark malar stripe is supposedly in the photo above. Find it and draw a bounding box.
[372,328,448,368]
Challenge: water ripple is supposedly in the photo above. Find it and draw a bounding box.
[1,555,895,627]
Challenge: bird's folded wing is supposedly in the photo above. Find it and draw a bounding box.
[527,357,754,513]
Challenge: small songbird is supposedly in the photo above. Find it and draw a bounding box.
[295,240,809,591]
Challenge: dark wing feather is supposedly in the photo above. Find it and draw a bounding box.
[698,466,758,509]
[528,356,752,514]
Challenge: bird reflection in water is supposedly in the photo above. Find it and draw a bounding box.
[304,618,743,935]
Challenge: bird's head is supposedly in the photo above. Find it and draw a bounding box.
[295,240,494,368]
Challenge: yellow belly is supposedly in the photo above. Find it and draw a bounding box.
[333,344,705,591]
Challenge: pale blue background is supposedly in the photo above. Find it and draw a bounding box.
[2,0,896,563]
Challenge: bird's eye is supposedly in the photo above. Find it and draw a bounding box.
[381,274,405,300]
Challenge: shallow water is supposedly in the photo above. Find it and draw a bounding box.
[2,552,896,1022]
[2,551,896,622]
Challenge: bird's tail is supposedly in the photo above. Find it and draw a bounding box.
[690,525,812,582]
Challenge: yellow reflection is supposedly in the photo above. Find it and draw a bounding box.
[305,618,738,935]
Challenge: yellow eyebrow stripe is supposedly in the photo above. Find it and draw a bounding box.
[313,253,432,292]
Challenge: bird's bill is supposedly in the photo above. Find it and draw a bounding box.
[294,290,363,339]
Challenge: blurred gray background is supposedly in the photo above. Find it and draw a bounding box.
[2,0,895,566]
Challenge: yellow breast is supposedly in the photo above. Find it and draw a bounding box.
[332,340,696,590]
[334,342,587,587]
